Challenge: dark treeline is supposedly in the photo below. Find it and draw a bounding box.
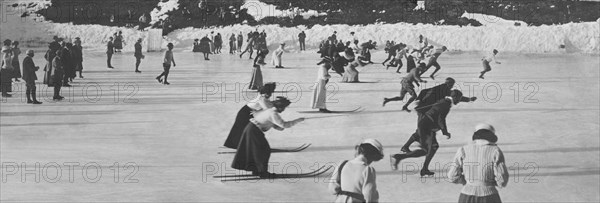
[36,0,257,34]
[33,0,600,34]
[258,0,599,26]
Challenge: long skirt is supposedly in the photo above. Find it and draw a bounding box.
[249,66,263,90]
[0,68,12,92]
[75,61,83,71]
[271,53,282,67]
[12,60,21,78]
[311,79,327,109]
[224,105,253,149]
[231,123,271,173]
[43,62,54,86]
[458,193,502,203]
[342,63,359,83]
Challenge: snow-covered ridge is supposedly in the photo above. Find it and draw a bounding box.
[167,20,599,54]
[149,0,179,25]
[3,20,599,54]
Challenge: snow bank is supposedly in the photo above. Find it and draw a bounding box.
[242,0,325,21]
[461,11,528,26]
[165,22,599,54]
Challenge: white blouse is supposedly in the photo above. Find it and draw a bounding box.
[250,108,301,132]
[246,94,273,111]
[316,64,331,81]
[329,158,379,203]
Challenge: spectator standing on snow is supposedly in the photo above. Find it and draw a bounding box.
[237,32,243,53]
[298,31,306,51]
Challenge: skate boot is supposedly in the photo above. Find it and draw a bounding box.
[382,98,389,107]
[420,169,435,177]
[400,146,411,153]
[401,106,411,113]
[390,154,406,171]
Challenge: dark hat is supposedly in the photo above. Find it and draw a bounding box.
[259,82,276,94]
[273,96,291,108]
[473,124,498,143]
[450,89,463,98]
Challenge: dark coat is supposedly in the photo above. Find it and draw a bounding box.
[106,41,114,54]
[134,42,143,57]
[22,55,37,82]
[192,41,201,52]
[43,49,55,85]
[61,48,74,78]
[423,98,452,135]
[51,56,63,80]
[416,84,471,113]
[298,32,306,41]
[114,35,123,49]
[199,37,211,53]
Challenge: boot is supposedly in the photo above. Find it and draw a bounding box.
[31,89,42,104]
[390,153,407,171]
[420,169,435,177]
[26,89,32,103]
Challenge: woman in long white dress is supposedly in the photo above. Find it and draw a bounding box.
[311,57,332,112]
[271,43,286,68]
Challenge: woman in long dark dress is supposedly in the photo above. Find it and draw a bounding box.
[199,35,211,60]
[223,83,276,149]
[231,96,305,177]
[192,39,201,52]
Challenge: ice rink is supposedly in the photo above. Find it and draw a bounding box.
[1,49,599,202]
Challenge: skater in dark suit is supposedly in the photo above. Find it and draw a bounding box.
[134,38,144,73]
[51,49,65,101]
[391,90,464,177]
[61,43,74,86]
[22,50,42,104]
[72,38,84,78]
[399,78,477,153]
[231,97,305,178]
[106,37,115,68]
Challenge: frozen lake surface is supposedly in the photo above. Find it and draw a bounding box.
[1,50,599,202]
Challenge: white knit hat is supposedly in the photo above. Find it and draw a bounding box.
[475,123,495,134]
[361,138,384,157]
